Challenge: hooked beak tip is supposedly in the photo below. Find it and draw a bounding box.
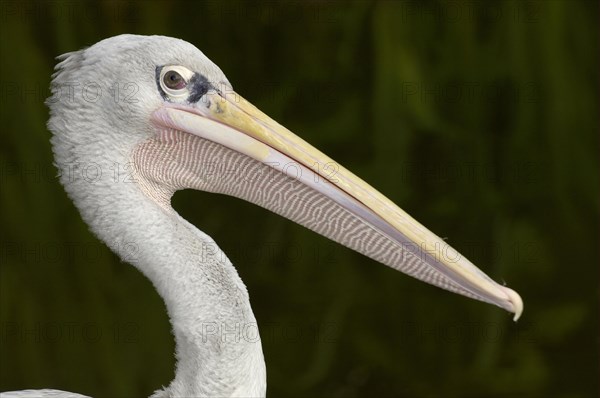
[502,286,523,321]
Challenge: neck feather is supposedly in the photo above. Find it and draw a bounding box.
[145,206,266,397]
[140,204,266,398]
[57,155,266,397]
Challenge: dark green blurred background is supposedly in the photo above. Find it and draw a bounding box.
[1,1,598,397]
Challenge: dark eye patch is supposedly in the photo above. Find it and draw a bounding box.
[187,73,213,103]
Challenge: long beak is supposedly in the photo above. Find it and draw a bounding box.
[151,91,523,321]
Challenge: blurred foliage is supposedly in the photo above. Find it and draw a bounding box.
[0,0,598,397]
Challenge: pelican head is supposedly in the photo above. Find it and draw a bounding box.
[43,34,522,397]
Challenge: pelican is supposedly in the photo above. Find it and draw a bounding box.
[2,35,522,398]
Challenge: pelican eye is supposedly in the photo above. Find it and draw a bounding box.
[159,65,194,99]
[164,71,186,90]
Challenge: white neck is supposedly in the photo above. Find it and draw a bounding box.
[62,169,266,397]
[141,205,266,398]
